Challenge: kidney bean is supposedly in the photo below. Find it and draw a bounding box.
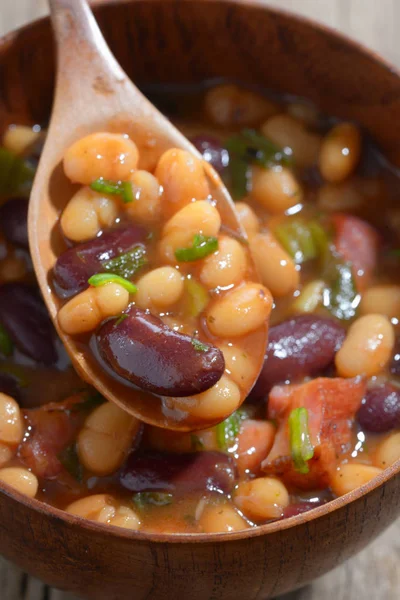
[0,198,29,248]
[190,135,229,173]
[390,338,400,377]
[0,283,57,365]
[120,451,235,494]
[96,305,225,397]
[53,225,146,298]
[357,383,400,433]
[251,315,346,400]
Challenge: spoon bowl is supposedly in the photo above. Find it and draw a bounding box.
[28,0,267,431]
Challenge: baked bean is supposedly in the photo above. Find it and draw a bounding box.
[110,505,141,530]
[159,200,221,263]
[0,467,38,498]
[135,267,184,309]
[199,503,249,533]
[58,283,130,335]
[155,149,210,218]
[360,285,400,320]
[234,477,289,521]
[218,344,258,390]
[330,463,382,497]
[0,254,27,282]
[0,393,23,445]
[374,432,400,469]
[61,187,118,242]
[234,202,260,235]
[236,420,276,477]
[167,375,241,420]
[319,123,361,183]
[64,133,139,185]
[261,114,321,169]
[125,171,162,225]
[78,402,140,476]
[249,232,299,297]
[200,236,247,289]
[66,494,141,530]
[207,283,272,338]
[3,125,42,156]
[204,84,279,127]
[335,314,395,378]
[317,180,363,212]
[251,165,303,214]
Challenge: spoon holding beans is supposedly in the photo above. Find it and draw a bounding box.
[28,0,271,431]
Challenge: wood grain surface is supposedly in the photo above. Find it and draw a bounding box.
[0,1,399,599]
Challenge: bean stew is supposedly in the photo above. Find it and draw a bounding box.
[0,82,399,534]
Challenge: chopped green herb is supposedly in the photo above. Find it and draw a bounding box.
[90,178,134,203]
[0,147,36,196]
[183,277,209,317]
[274,218,329,265]
[191,338,209,353]
[0,324,13,357]
[88,273,137,294]
[225,129,292,201]
[388,248,400,257]
[175,234,218,262]
[70,392,105,413]
[228,154,249,200]
[114,314,129,327]
[241,129,293,167]
[102,245,147,280]
[191,434,205,451]
[132,492,173,510]
[289,407,314,474]
[323,256,359,321]
[216,410,246,451]
[58,443,83,482]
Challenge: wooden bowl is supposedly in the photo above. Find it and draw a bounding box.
[0,1,399,598]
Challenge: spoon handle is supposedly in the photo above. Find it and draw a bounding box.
[49,0,125,111]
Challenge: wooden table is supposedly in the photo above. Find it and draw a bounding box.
[0,1,399,599]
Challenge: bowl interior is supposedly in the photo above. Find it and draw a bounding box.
[0,0,399,545]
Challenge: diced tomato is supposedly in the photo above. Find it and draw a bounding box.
[236,419,276,477]
[262,377,366,490]
[333,214,379,290]
[18,394,86,479]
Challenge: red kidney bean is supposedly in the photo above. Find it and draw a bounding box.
[96,305,225,397]
[120,451,235,494]
[0,198,29,248]
[357,383,400,433]
[250,315,346,400]
[190,135,229,173]
[0,283,57,365]
[53,225,146,298]
[390,338,400,377]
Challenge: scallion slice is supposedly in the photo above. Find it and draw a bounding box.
[88,273,137,293]
[175,234,218,262]
[216,410,246,451]
[132,492,173,510]
[289,407,314,474]
[0,147,36,196]
[183,277,209,317]
[90,178,134,204]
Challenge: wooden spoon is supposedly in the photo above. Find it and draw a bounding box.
[29,0,267,431]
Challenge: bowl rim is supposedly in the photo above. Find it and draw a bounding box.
[1,0,400,544]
